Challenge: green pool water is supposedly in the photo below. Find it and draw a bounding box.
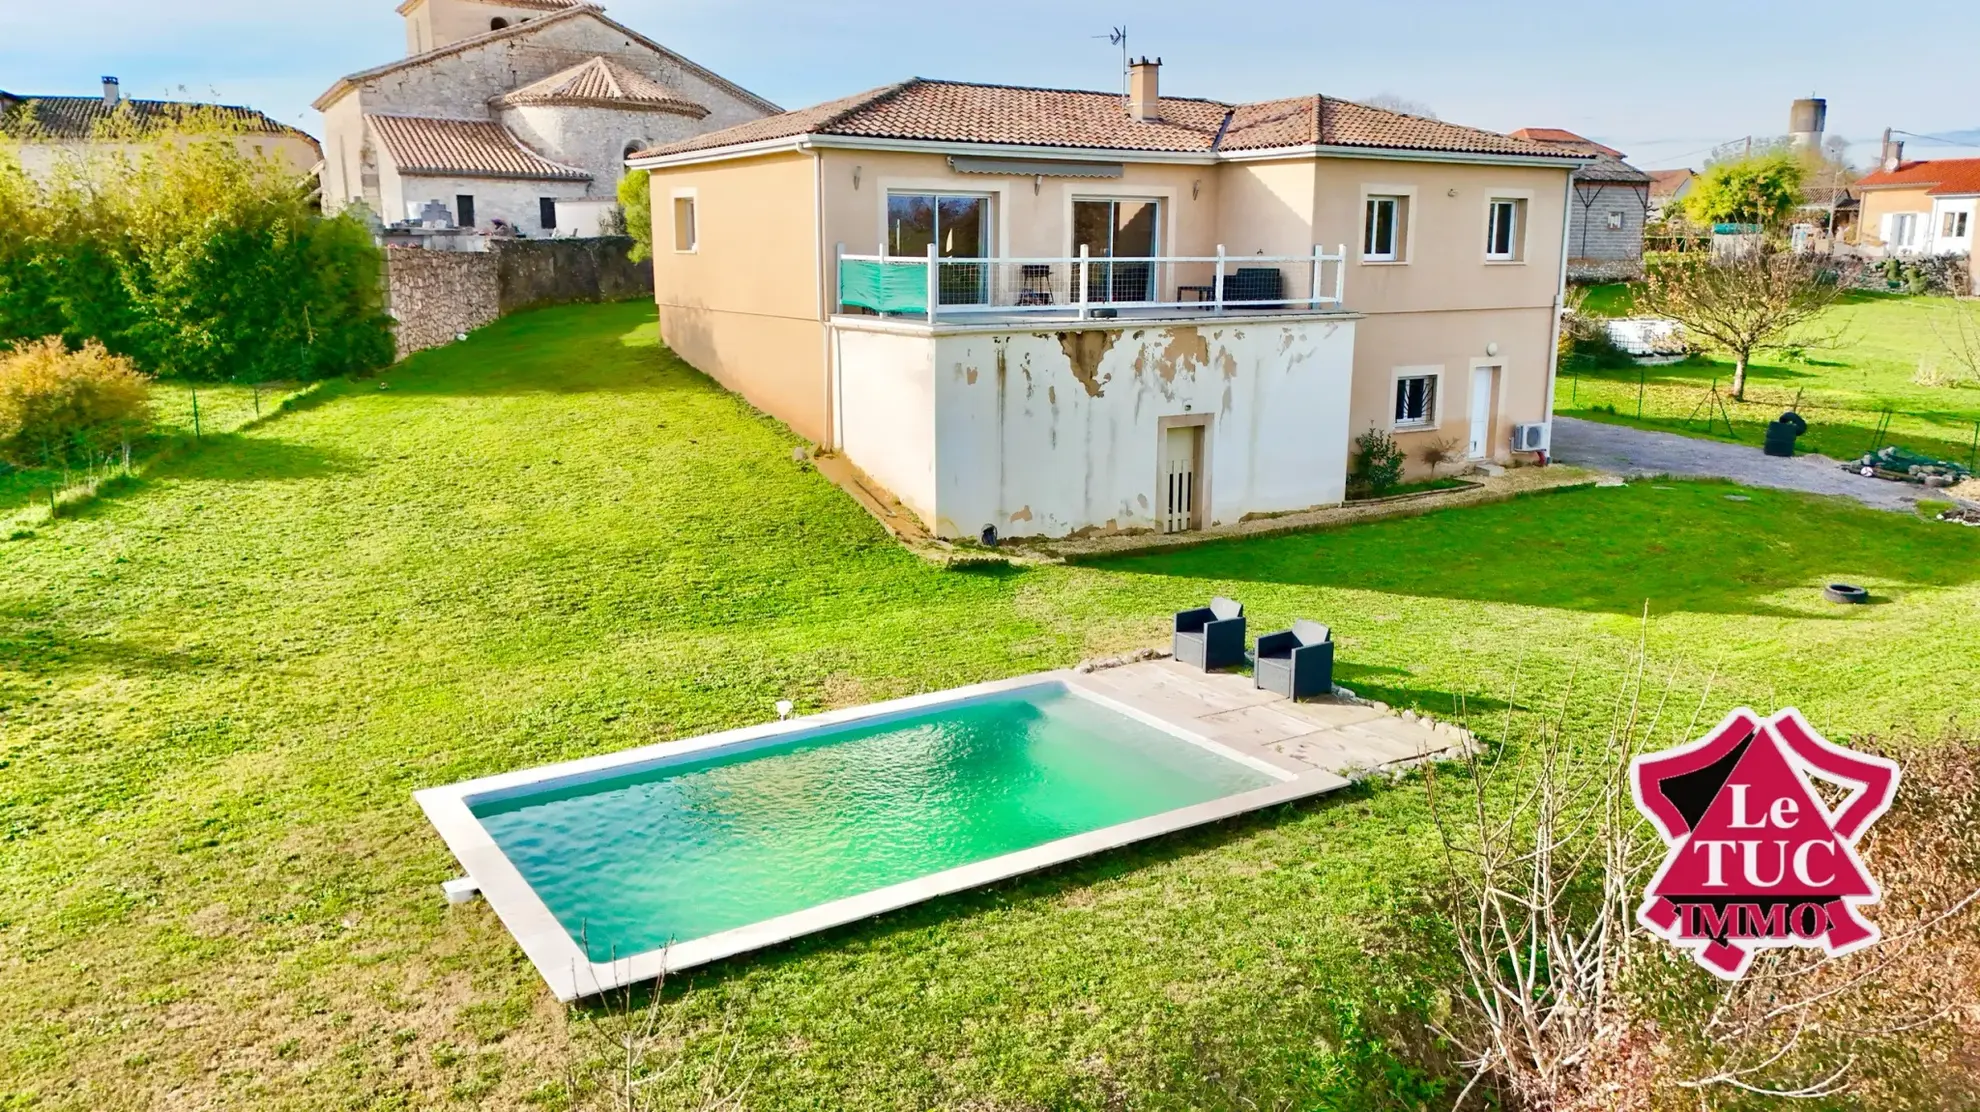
[471,686,1273,960]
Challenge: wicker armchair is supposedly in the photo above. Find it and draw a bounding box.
[1173,597,1246,671]
[1253,620,1334,700]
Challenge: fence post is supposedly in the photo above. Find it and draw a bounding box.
[1078,244,1091,321]
[1334,244,1346,305]
[834,242,845,315]
[1309,244,1322,311]
[925,243,938,325]
[191,387,201,440]
[1636,366,1645,420]
[1969,420,1979,472]
[1213,244,1226,315]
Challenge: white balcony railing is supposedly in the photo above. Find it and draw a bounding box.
[836,244,1347,322]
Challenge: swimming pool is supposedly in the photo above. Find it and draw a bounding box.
[417,673,1341,1000]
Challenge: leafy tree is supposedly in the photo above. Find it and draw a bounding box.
[1639,249,1845,399]
[618,169,652,262]
[0,114,392,380]
[1681,152,1805,230]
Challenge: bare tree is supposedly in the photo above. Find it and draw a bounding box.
[1638,249,1848,399]
[1930,300,1980,387]
[1359,93,1437,119]
[1424,641,1980,1110]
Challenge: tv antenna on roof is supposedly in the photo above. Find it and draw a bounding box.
[1094,26,1129,107]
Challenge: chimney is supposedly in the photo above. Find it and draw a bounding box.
[1880,127,1904,172]
[101,76,121,108]
[1128,56,1161,123]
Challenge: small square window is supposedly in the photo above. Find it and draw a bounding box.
[455,193,476,228]
[1394,374,1437,427]
[1486,199,1524,260]
[540,197,558,229]
[1606,210,1624,230]
[1364,195,1406,261]
[673,196,697,252]
[1946,211,1970,238]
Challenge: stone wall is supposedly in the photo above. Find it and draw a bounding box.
[386,237,653,358]
[385,246,500,358]
[492,237,653,314]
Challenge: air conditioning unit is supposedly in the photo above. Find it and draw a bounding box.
[1511,422,1551,453]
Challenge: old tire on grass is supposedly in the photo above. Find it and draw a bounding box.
[1824,583,1869,605]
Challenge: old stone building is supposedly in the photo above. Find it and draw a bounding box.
[1510,128,1652,281]
[315,0,776,236]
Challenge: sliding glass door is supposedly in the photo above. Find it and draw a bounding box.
[888,193,991,305]
[1073,198,1159,303]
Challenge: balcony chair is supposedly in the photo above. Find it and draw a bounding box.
[1253,620,1334,701]
[1223,266,1287,309]
[1017,263,1055,306]
[1173,597,1246,672]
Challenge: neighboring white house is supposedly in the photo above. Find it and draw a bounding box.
[314,0,776,236]
[1854,153,1979,262]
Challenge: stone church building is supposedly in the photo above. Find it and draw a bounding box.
[315,0,776,236]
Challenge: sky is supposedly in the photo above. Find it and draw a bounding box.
[4,0,1978,169]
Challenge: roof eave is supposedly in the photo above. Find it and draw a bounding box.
[631,133,1225,169]
[1221,142,1588,168]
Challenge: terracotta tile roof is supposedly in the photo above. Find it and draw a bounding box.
[1508,127,1624,159]
[493,56,709,117]
[367,114,590,180]
[638,79,1577,163]
[1856,157,1980,196]
[1570,154,1651,184]
[0,95,315,144]
[316,5,779,115]
[1648,168,1694,198]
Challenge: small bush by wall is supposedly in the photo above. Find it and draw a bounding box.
[0,337,152,468]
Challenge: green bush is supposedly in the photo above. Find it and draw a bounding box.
[1349,427,1407,498]
[0,336,152,468]
[0,121,393,381]
[618,169,652,263]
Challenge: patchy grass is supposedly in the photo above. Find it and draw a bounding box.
[1573,282,1639,317]
[4,301,1978,1110]
[1558,291,1980,464]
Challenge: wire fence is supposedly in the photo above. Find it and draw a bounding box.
[1558,366,1980,470]
[1,380,309,525]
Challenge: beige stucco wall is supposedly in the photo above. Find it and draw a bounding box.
[815,148,1222,296]
[648,151,829,443]
[12,132,321,182]
[1856,187,1935,251]
[1347,307,1556,472]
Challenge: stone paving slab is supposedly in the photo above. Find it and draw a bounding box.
[1070,660,1469,779]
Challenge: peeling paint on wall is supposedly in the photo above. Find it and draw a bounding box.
[1056,330,1118,398]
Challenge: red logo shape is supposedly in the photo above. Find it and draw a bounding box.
[1631,708,1899,979]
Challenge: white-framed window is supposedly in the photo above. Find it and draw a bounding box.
[672,194,697,252]
[1393,371,1439,428]
[1364,195,1405,261]
[1886,212,1917,251]
[1486,198,1525,261]
[1606,210,1624,231]
[1945,211,1970,239]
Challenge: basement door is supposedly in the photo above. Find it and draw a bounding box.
[1160,424,1203,533]
[1467,366,1499,460]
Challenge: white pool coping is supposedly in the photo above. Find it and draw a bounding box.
[414,669,1351,1001]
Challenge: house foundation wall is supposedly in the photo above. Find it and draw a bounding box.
[829,316,1357,541]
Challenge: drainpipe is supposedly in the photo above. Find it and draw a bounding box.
[812,148,834,451]
[1544,168,1574,437]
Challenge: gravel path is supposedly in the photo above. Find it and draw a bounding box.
[1550,415,1928,512]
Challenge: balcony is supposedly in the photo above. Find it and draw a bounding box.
[835,246,1347,325]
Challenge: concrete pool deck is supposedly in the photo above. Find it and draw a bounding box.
[1074,659,1470,777]
[418,666,1464,1000]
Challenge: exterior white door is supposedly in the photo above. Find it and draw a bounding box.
[1160,425,1198,533]
[1467,366,1496,459]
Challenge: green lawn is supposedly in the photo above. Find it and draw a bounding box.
[1558,289,1980,465]
[1,381,308,518]
[4,302,1977,1110]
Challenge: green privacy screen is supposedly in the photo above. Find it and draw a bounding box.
[839,259,928,315]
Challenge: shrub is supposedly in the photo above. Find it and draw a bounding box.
[0,337,152,468]
[618,169,652,263]
[0,123,393,381]
[1349,427,1406,498]
[1419,436,1461,478]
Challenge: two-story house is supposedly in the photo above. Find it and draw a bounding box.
[628,62,1585,540]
